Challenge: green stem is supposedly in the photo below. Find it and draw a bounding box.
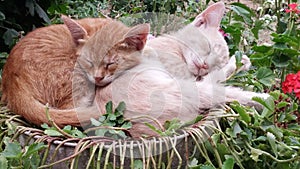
[245,142,300,163]
[44,104,74,138]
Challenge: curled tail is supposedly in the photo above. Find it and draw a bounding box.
[5,94,100,128]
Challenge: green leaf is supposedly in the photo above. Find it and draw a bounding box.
[63,125,72,131]
[116,101,126,113]
[1,142,22,159]
[0,11,5,20]
[266,132,277,157]
[34,3,51,24]
[251,20,264,39]
[98,116,106,122]
[145,123,164,136]
[3,29,19,47]
[233,122,242,137]
[105,101,113,114]
[189,158,198,167]
[222,158,234,169]
[133,160,143,169]
[70,129,86,138]
[255,67,275,87]
[230,3,254,24]
[231,104,251,123]
[199,165,215,169]
[41,123,49,129]
[90,118,102,126]
[164,118,181,131]
[0,155,8,169]
[23,143,46,158]
[277,102,289,109]
[252,96,274,112]
[116,131,127,139]
[95,129,108,136]
[108,114,117,121]
[121,122,132,129]
[252,45,273,53]
[44,129,63,137]
[25,0,35,16]
[250,148,263,162]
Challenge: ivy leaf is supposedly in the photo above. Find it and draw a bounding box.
[1,142,22,159]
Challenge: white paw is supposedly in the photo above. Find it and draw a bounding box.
[223,56,237,76]
[238,55,251,72]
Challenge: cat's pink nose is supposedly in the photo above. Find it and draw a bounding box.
[94,76,104,83]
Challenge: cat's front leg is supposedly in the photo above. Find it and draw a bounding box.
[237,55,251,73]
[203,56,236,83]
[224,86,270,110]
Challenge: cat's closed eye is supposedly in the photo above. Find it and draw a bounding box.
[105,62,115,69]
[86,60,94,67]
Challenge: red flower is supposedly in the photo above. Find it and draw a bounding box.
[282,74,297,93]
[285,3,300,14]
[294,83,300,99]
[282,71,300,99]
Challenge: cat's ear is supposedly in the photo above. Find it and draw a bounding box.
[192,2,225,28]
[61,15,88,45]
[123,24,150,50]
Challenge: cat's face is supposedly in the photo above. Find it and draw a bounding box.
[184,2,229,77]
[77,22,149,87]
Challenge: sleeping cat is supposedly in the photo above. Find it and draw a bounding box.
[73,20,268,138]
[71,3,269,137]
[1,17,111,126]
[145,1,229,80]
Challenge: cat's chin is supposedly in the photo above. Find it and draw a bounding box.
[94,80,112,87]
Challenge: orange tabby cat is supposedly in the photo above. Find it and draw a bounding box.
[1,16,111,126]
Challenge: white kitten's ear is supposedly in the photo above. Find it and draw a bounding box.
[192,2,225,28]
[61,15,88,45]
[123,23,150,50]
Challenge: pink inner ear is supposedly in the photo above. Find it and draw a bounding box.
[125,33,148,51]
[62,15,87,45]
[193,2,225,28]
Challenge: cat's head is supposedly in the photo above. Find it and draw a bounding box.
[180,2,229,77]
[73,21,150,86]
